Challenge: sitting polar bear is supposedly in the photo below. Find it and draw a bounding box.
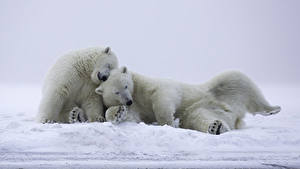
[37,46,118,123]
[95,67,281,135]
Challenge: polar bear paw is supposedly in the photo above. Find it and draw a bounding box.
[106,105,128,124]
[42,119,57,124]
[96,115,106,122]
[260,106,281,116]
[208,120,228,135]
[69,107,87,123]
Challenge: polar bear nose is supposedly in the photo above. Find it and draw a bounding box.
[126,100,132,106]
[97,72,108,81]
[101,76,108,81]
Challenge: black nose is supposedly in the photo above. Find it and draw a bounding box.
[97,72,102,80]
[101,76,107,81]
[126,100,132,106]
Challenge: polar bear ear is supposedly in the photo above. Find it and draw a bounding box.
[95,85,104,95]
[121,66,128,74]
[104,47,111,54]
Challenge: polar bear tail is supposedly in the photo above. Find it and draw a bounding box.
[207,71,281,116]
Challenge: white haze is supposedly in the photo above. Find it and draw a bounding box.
[0,0,299,85]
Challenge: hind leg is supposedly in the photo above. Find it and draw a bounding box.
[181,108,230,135]
[245,84,281,116]
[245,88,281,116]
[37,92,65,123]
[208,71,281,117]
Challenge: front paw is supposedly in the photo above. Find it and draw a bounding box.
[96,115,106,122]
[69,107,87,123]
[42,119,57,124]
[105,105,128,124]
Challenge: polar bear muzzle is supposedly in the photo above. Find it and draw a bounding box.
[97,72,108,81]
[126,100,133,106]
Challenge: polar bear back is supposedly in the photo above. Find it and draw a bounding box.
[42,47,107,94]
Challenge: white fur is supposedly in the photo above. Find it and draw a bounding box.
[37,46,118,123]
[96,68,281,134]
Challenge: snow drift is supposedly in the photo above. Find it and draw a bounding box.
[0,84,299,168]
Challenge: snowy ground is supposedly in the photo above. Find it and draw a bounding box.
[0,84,299,169]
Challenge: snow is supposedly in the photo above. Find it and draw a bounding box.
[0,84,300,168]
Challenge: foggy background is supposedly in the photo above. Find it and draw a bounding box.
[1,0,299,86]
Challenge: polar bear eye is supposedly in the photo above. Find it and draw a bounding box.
[115,91,120,95]
[107,64,111,69]
[125,85,128,89]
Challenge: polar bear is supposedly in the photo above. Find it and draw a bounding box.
[37,46,118,123]
[95,67,281,135]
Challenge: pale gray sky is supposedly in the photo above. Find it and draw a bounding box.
[1,0,299,85]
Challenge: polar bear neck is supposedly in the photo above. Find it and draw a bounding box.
[131,72,156,108]
[73,53,100,79]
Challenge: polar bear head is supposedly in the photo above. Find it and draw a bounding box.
[95,67,134,107]
[91,47,119,84]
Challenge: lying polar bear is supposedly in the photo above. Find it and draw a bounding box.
[92,67,281,135]
[71,67,281,135]
[37,46,118,123]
